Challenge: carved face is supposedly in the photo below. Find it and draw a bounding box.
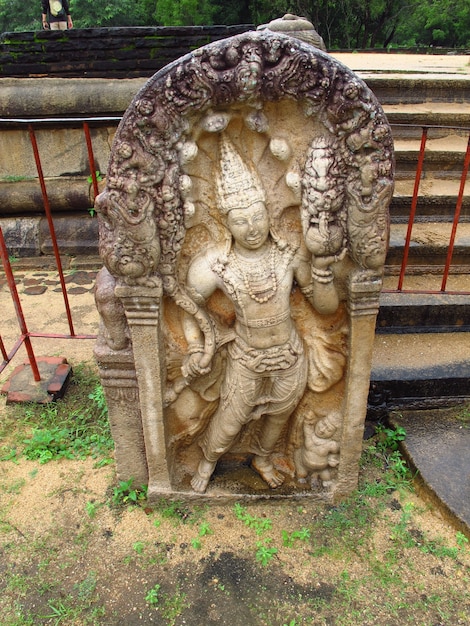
[227,202,270,251]
[315,418,337,439]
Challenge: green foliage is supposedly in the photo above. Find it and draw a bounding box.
[233,502,272,535]
[154,0,218,26]
[111,478,148,506]
[2,370,113,465]
[255,539,278,566]
[153,498,192,523]
[2,0,470,49]
[281,527,310,547]
[375,423,407,452]
[145,583,161,606]
[23,426,75,464]
[198,521,213,536]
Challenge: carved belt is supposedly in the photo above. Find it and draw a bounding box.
[237,309,291,328]
[229,330,303,374]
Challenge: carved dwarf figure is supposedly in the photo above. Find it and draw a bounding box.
[294,410,341,488]
[183,135,343,493]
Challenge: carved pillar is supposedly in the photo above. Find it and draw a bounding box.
[333,271,382,502]
[94,340,148,485]
[115,285,171,499]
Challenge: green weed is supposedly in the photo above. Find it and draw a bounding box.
[255,540,278,566]
[281,527,310,547]
[153,498,192,524]
[111,478,148,507]
[1,366,113,465]
[375,423,407,451]
[233,503,272,535]
[145,583,161,606]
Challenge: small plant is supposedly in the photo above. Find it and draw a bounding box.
[456,531,469,550]
[281,527,311,547]
[133,541,145,554]
[160,589,189,624]
[23,427,74,464]
[85,500,100,519]
[111,478,148,506]
[88,384,107,419]
[145,583,161,606]
[191,537,202,550]
[233,503,272,535]
[198,521,213,537]
[87,170,103,184]
[375,423,407,452]
[255,540,278,566]
[155,498,191,524]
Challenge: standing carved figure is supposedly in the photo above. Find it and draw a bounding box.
[183,135,343,493]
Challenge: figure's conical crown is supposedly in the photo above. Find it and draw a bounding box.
[216,134,265,214]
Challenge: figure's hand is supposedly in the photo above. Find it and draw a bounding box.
[311,246,347,270]
[182,351,212,379]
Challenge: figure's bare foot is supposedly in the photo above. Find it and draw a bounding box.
[190,459,216,493]
[252,456,285,488]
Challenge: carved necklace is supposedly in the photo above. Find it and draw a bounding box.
[230,241,278,304]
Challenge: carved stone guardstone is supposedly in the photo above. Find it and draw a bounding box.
[94,27,394,503]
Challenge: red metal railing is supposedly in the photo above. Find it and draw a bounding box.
[391,124,470,296]
[1,118,470,380]
[0,116,120,378]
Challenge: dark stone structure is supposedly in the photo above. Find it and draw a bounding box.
[0,26,253,78]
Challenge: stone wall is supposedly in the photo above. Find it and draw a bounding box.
[0,25,253,78]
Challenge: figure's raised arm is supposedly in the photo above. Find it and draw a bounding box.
[294,245,344,315]
[182,250,220,377]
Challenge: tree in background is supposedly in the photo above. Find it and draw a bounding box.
[71,0,157,28]
[395,0,470,47]
[1,0,470,49]
[0,0,37,32]
[154,0,218,26]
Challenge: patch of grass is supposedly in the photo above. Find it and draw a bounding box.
[456,404,470,426]
[155,498,188,520]
[145,583,189,625]
[1,364,113,465]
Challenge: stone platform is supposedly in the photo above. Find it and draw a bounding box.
[390,409,470,538]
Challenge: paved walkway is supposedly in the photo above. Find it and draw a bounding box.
[331,51,470,78]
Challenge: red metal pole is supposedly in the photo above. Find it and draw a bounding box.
[0,225,41,381]
[397,126,428,291]
[440,131,470,292]
[83,122,100,200]
[0,334,8,362]
[28,124,76,336]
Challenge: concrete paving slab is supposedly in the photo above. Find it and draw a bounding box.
[391,409,470,538]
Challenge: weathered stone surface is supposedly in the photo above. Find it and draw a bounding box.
[93,28,393,502]
[392,409,470,537]
[0,217,40,257]
[39,214,99,256]
[0,26,254,79]
[0,126,114,180]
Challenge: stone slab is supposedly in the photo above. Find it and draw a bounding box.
[1,356,72,404]
[390,409,470,538]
